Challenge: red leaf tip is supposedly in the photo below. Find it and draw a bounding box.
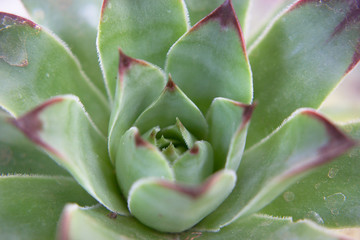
[118,49,147,76]
[10,97,64,158]
[134,131,148,147]
[207,0,238,28]
[190,145,199,154]
[191,0,246,54]
[165,75,177,91]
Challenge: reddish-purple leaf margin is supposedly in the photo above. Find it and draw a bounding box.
[288,0,360,73]
[157,171,228,199]
[190,0,247,55]
[10,97,65,158]
[281,109,357,178]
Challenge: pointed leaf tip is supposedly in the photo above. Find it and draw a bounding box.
[118,49,146,76]
[282,110,357,177]
[238,102,256,130]
[301,110,355,143]
[165,75,176,91]
[193,0,246,52]
[10,97,64,157]
[134,131,149,147]
[190,145,199,155]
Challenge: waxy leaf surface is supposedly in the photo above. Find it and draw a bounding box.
[173,141,214,185]
[134,79,208,139]
[0,111,68,176]
[197,109,355,230]
[0,175,96,240]
[262,121,360,228]
[98,0,189,98]
[128,170,236,232]
[108,51,166,162]
[115,127,174,197]
[197,215,348,240]
[0,13,109,134]
[206,97,254,171]
[21,0,106,93]
[247,0,360,146]
[166,0,252,113]
[58,205,175,240]
[11,95,127,214]
[58,205,346,240]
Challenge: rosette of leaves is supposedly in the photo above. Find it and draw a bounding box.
[1,0,360,239]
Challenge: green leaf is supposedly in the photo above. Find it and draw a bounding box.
[115,127,174,198]
[0,13,110,134]
[191,214,348,240]
[128,170,236,232]
[206,97,254,171]
[134,78,208,139]
[11,95,128,215]
[58,204,175,240]
[261,121,360,228]
[173,141,214,185]
[0,175,96,240]
[98,0,189,99]
[197,109,355,231]
[57,206,348,240]
[184,0,250,28]
[108,50,166,162]
[247,0,360,147]
[166,0,252,113]
[0,110,68,176]
[21,0,106,94]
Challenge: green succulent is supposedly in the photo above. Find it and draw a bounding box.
[1,0,360,239]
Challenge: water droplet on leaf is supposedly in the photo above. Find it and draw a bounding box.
[305,211,324,224]
[283,191,295,202]
[328,167,339,178]
[324,192,346,215]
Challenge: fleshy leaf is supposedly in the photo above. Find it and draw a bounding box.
[128,170,236,233]
[197,109,355,231]
[58,205,348,240]
[134,78,208,139]
[192,215,349,240]
[0,13,109,134]
[247,0,360,147]
[0,110,68,175]
[58,204,175,240]
[262,121,360,228]
[206,97,254,171]
[11,95,128,215]
[184,0,250,28]
[0,175,96,240]
[98,0,189,99]
[115,127,174,198]
[173,141,214,185]
[108,50,166,162]
[165,0,252,113]
[21,0,106,93]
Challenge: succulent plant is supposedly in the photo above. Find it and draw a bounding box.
[1,0,360,239]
